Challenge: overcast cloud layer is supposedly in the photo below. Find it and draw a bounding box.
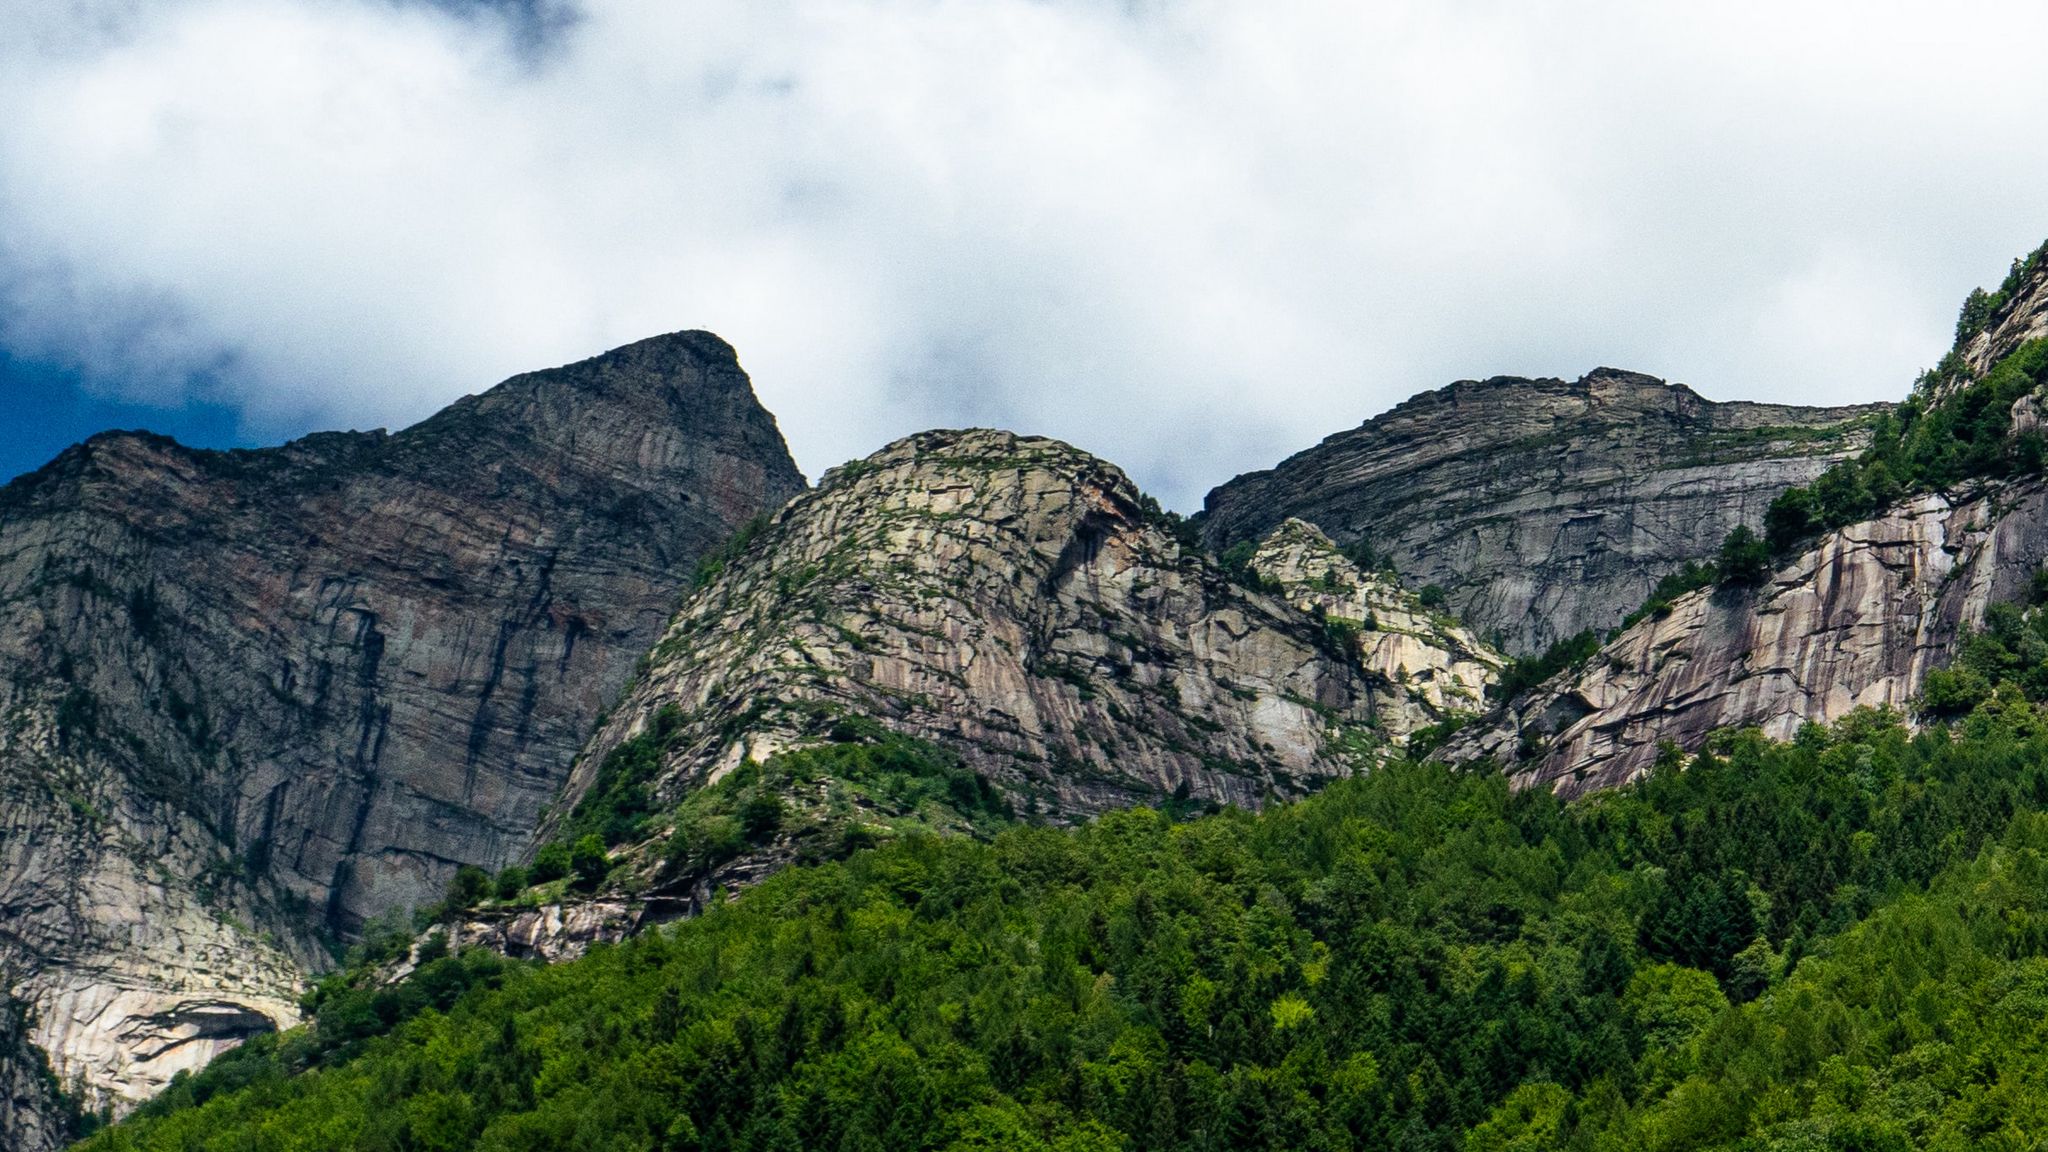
[4,1,2048,506]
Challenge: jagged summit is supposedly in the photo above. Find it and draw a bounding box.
[1201,367,1885,654]
[0,331,804,1135]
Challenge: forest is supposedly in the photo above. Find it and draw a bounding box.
[75,675,2048,1151]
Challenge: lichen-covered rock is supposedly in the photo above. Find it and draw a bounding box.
[0,332,803,1128]
[558,430,1393,886]
[1201,369,1884,654]
[1249,519,1503,742]
[1449,481,2048,795]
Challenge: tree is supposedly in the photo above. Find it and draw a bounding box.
[1715,526,1771,587]
[740,793,785,842]
[532,842,572,883]
[1765,487,1818,552]
[493,866,529,901]
[570,835,610,892]
[447,865,490,911]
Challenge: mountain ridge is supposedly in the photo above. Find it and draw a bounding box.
[0,330,805,1142]
[1199,367,1887,654]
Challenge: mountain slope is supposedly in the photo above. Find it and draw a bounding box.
[548,429,1385,904]
[1200,369,1884,654]
[1450,481,2048,794]
[504,432,1503,925]
[74,698,2048,1152]
[1248,518,1503,741]
[1452,244,2048,794]
[0,332,803,1138]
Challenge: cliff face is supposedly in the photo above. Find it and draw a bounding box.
[1200,369,1885,654]
[561,429,1385,845]
[0,332,804,1135]
[1443,484,2048,795]
[1447,247,2048,797]
[1249,519,1503,741]
[0,991,69,1152]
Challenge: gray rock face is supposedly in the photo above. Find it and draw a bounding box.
[563,429,1388,841]
[0,332,803,1126]
[1449,482,2048,796]
[1200,370,1885,654]
[1,990,70,1152]
[1445,254,2048,795]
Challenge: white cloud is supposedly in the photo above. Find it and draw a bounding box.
[3,0,2048,505]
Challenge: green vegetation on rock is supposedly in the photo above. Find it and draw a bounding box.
[1491,629,1603,703]
[1758,333,2048,556]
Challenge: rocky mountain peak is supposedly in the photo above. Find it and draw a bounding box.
[562,426,1374,829]
[525,428,1422,916]
[1201,368,1885,654]
[0,332,805,1138]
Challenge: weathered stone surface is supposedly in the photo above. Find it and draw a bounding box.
[1448,482,2048,796]
[444,900,637,965]
[0,989,70,1152]
[1249,519,1503,742]
[0,332,803,1126]
[558,430,1398,886]
[1201,369,1885,654]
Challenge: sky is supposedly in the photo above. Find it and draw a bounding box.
[3,1,2048,507]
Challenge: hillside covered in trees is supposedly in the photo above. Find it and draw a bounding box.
[74,677,2048,1151]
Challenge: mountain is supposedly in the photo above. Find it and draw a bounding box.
[46,240,2048,1152]
[73,677,2048,1152]
[0,332,803,1141]
[1199,369,1886,654]
[1449,481,2048,794]
[1451,244,2048,794]
[535,429,1469,915]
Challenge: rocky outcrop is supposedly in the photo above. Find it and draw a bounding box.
[444,901,637,966]
[0,332,803,1125]
[1200,369,1885,654]
[1,990,72,1152]
[1956,247,2048,383]
[1447,482,2048,796]
[1249,519,1503,742]
[557,429,1396,880]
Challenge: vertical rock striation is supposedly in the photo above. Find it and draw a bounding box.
[1448,483,2048,796]
[0,332,804,1133]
